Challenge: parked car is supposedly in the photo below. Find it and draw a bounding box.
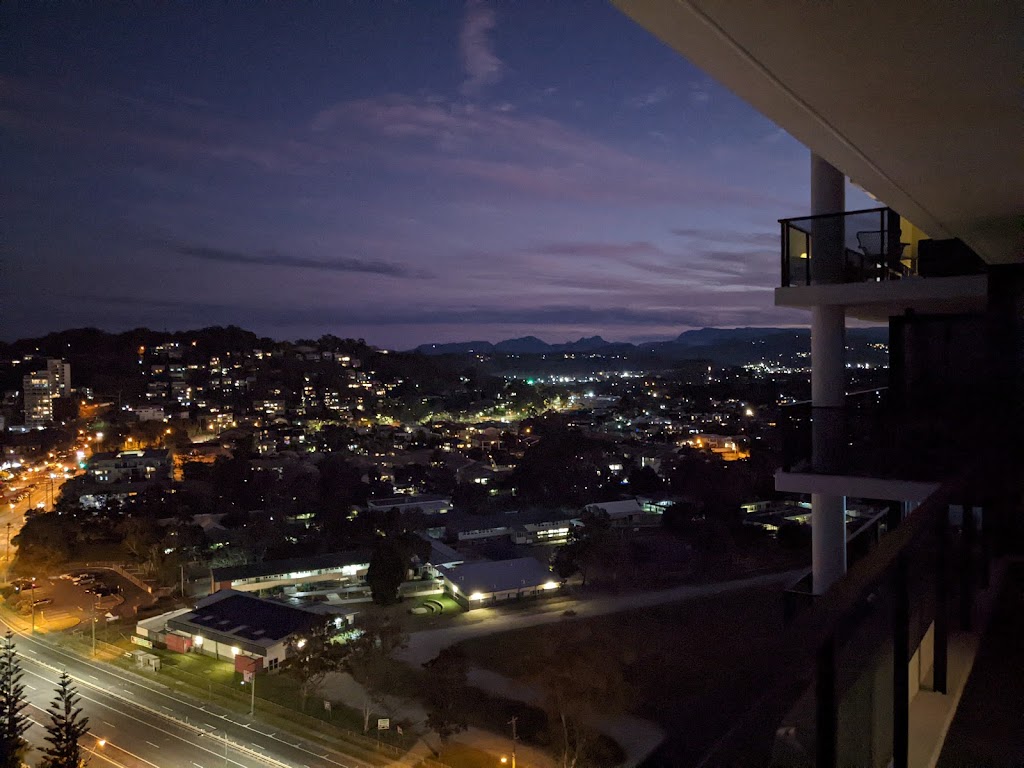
[31,598,52,607]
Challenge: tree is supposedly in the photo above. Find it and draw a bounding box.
[119,516,161,561]
[365,539,408,605]
[11,513,76,572]
[626,465,663,494]
[285,617,349,711]
[422,648,468,744]
[0,633,30,768]
[529,627,627,768]
[38,672,89,768]
[554,511,617,587]
[345,614,408,733]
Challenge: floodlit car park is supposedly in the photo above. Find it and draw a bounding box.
[16,568,154,629]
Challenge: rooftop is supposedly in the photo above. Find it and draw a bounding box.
[168,590,320,649]
[211,550,370,583]
[437,557,555,595]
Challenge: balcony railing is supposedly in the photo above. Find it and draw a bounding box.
[781,207,913,287]
[693,459,1015,768]
[779,388,974,482]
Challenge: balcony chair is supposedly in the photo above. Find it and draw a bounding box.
[856,230,909,280]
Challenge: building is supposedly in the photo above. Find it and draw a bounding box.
[614,2,1021,766]
[87,449,172,483]
[135,590,331,672]
[45,358,71,397]
[436,557,560,610]
[443,509,578,546]
[22,373,53,428]
[133,405,166,422]
[366,494,451,515]
[210,551,371,593]
[584,498,661,529]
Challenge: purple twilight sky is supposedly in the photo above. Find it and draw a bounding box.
[1,1,873,349]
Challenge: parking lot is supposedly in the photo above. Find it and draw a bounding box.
[9,568,154,630]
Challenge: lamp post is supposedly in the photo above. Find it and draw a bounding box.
[508,716,518,768]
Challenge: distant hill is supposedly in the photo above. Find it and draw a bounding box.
[672,327,792,347]
[414,327,888,366]
[417,334,619,356]
[415,340,495,355]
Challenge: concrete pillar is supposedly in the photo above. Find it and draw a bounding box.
[812,305,846,473]
[811,491,847,594]
[810,153,846,284]
[810,154,848,594]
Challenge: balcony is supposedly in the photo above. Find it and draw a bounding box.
[775,388,983,501]
[778,389,976,482]
[778,209,988,321]
[692,459,1021,768]
[781,207,912,288]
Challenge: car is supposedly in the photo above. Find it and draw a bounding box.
[59,573,75,581]
[31,598,52,607]
[11,578,36,592]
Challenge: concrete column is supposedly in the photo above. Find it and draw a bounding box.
[810,154,848,594]
[812,304,846,473]
[812,492,847,593]
[810,153,846,284]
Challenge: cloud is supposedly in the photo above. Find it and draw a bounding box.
[535,241,665,259]
[672,228,778,247]
[689,81,711,104]
[459,0,503,96]
[311,95,793,208]
[628,86,670,109]
[172,244,424,277]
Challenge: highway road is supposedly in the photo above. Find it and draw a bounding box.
[0,618,384,768]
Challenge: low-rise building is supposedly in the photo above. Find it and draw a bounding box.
[584,498,662,528]
[210,551,371,593]
[436,557,559,609]
[367,494,451,515]
[87,449,172,484]
[135,590,333,672]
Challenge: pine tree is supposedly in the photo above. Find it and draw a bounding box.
[0,632,30,768]
[38,672,89,768]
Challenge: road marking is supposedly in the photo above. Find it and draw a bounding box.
[20,669,248,768]
[102,719,116,727]
[25,684,36,691]
[145,740,160,749]
[5,621,354,768]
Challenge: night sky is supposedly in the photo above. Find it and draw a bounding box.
[1,1,872,348]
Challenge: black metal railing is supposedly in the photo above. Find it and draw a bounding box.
[781,207,914,287]
[781,388,886,476]
[779,388,976,482]
[694,459,1014,768]
[783,506,894,622]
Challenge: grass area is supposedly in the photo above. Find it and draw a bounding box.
[456,585,789,767]
[421,743,495,768]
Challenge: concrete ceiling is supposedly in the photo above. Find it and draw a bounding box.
[614,0,1022,264]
